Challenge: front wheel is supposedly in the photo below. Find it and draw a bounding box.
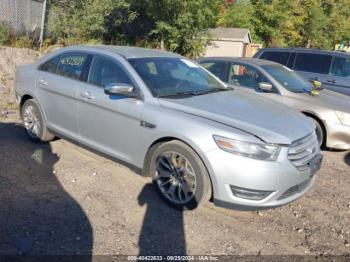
[149,140,212,210]
[21,99,55,143]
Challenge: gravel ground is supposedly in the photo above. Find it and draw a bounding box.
[0,115,349,256]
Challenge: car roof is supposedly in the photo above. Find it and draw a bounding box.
[197,57,280,67]
[258,47,350,57]
[55,45,182,59]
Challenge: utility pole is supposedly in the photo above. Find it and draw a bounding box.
[39,0,47,51]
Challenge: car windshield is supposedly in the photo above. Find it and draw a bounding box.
[262,64,313,93]
[128,57,228,97]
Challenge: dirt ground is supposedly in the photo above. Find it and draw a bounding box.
[1,115,349,257]
[0,47,349,257]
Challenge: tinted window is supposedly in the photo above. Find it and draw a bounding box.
[260,51,290,66]
[129,58,227,97]
[88,56,132,87]
[330,56,350,78]
[199,61,229,82]
[39,56,60,73]
[56,53,88,80]
[287,53,296,68]
[262,64,313,93]
[294,53,332,74]
[229,63,269,90]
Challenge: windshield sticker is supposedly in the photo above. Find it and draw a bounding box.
[181,59,199,68]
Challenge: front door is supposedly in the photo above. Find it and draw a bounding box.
[77,55,144,163]
[228,63,282,103]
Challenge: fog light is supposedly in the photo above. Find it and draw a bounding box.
[230,185,273,200]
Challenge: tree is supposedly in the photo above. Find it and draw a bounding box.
[127,0,222,58]
[47,0,136,44]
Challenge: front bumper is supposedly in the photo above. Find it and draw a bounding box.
[204,147,320,210]
[324,121,350,150]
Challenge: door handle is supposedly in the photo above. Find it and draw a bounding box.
[309,77,319,81]
[80,91,94,99]
[38,79,47,86]
[326,79,336,84]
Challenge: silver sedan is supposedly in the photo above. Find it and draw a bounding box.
[198,57,350,150]
[15,46,321,210]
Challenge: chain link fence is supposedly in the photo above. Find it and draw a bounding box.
[0,0,44,36]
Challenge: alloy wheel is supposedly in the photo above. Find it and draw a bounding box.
[23,104,41,139]
[155,151,197,205]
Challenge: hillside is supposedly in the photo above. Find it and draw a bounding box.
[0,47,39,114]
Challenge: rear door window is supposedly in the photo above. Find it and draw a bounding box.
[199,61,229,82]
[294,53,332,74]
[56,53,88,80]
[39,56,60,73]
[259,51,290,66]
[330,56,350,78]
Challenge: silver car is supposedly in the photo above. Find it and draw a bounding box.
[198,57,350,150]
[15,46,322,210]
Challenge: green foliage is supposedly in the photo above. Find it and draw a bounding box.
[46,0,221,57]
[219,0,350,49]
[47,0,136,44]
[145,0,221,57]
[41,0,350,54]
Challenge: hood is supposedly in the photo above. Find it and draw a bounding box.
[159,90,314,144]
[287,89,350,112]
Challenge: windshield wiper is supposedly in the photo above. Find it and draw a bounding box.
[156,91,199,98]
[157,87,232,98]
[194,87,232,95]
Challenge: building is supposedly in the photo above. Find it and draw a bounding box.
[204,28,260,58]
[0,0,44,35]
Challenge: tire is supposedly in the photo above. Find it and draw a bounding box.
[148,140,212,210]
[308,117,324,148]
[20,99,55,143]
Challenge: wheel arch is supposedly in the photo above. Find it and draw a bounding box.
[19,94,34,110]
[143,136,214,200]
[302,111,327,146]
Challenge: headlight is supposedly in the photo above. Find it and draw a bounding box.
[213,135,280,161]
[336,111,350,127]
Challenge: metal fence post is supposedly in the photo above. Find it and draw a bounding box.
[39,0,47,50]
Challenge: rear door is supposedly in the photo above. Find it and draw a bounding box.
[293,52,332,86]
[37,52,89,139]
[258,51,291,66]
[326,55,350,96]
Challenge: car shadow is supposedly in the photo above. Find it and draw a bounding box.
[138,184,186,256]
[0,122,93,257]
[345,152,350,166]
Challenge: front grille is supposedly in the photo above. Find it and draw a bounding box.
[278,179,311,200]
[288,132,318,171]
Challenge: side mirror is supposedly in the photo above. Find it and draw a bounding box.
[258,82,273,92]
[104,83,137,97]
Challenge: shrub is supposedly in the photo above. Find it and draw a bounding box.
[0,22,11,45]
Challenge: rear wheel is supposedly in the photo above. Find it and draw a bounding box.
[149,140,211,210]
[21,99,55,143]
